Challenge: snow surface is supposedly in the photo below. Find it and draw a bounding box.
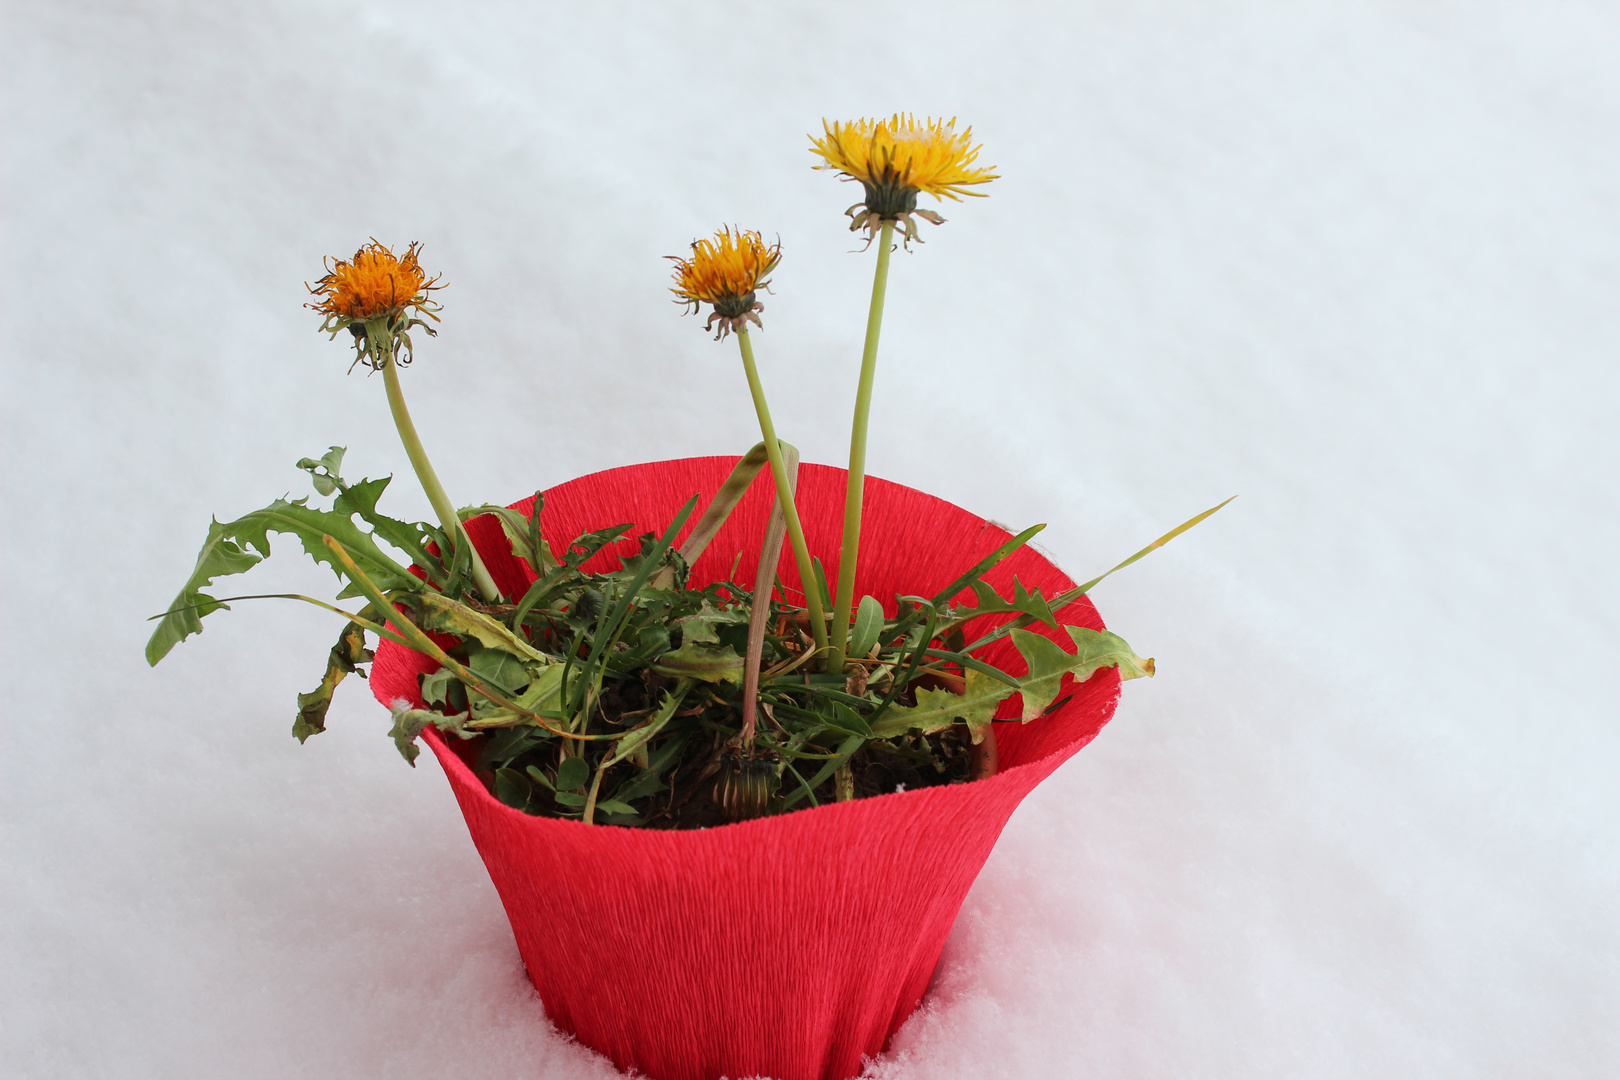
[3,2,1617,1077]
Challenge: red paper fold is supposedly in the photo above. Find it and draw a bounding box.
[372,457,1120,1080]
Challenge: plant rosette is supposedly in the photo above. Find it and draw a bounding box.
[148,115,1227,1080]
[372,457,1125,1080]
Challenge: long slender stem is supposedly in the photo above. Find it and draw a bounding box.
[380,356,500,602]
[740,445,795,747]
[735,330,829,657]
[828,218,896,672]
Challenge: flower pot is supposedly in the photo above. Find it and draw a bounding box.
[370,456,1122,1080]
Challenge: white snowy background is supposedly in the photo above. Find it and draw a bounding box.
[4,2,1617,1077]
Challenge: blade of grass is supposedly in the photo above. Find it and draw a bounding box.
[928,523,1046,607]
[962,497,1234,654]
[648,444,771,590]
[146,593,410,648]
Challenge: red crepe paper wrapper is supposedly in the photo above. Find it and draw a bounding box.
[371,458,1121,1080]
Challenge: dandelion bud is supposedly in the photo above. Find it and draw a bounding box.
[715,758,777,821]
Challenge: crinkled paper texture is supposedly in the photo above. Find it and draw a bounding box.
[372,458,1121,1080]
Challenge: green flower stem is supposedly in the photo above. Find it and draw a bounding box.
[735,330,829,657]
[828,217,896,672]
[380,356,501,602]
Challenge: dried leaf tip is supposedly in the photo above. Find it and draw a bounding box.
[809,115,998,245]
[307,240,444,370]
[667,227,782,340]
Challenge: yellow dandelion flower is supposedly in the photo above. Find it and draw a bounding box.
[667,227,782,339]
[810,115,998,244]
[306,240,443,370]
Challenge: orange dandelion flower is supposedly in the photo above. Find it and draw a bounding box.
[809,115,998,244]
[667,227,782,339]
[307,240,443,370]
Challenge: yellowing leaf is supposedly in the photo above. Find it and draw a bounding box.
[292,614,375,742]
[1011,626,1154,722]
[414,591,551,664]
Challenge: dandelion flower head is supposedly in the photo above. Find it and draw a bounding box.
[809,115,998,244]
[668,227,781,340]
[307,240,443,370]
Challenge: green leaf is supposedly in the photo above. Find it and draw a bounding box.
[926,523,1046,607]
[646,733,688,775]
[473,663,568,728]
[292,613,375,743]
[811,556,833,610]
[960,498,1234,656]
[822,702,873,738]
[333,476,443,585]
[1011,626,1155,722]
[466,646,532,693]
[848,595,885,659]
[1011,578,1059,630]
[295,446,346,496]
[420,668,458,708]
[650,442,771,587]
[461,502,555,575]
[572,497,699,707]
[387,703,474,765]
[610,769,667,804]
[610,625,671,669]
[551,790,588,808]
[147,495,422,667]
[673,601,749,647]
[869,668,1013,743]
[604,680,691,767]
[494,768,532,809]
[144,519,263,665]
[647,601,746,683]
[593,799,638,816]
[939,575,1055,633]
[560,524,634,569]
[783,733,865,809]
[651,641,745,683]
[555,755,590,792]
[526,493,552,575]
[513,664,567,713]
